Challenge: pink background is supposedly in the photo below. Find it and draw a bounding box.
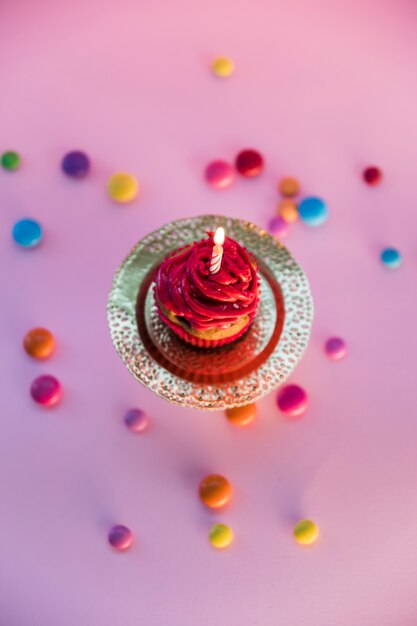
[1,1,417,624]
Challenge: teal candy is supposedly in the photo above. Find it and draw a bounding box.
[380,248,402,269]
[298,196,328,226]
[12,218,43,248]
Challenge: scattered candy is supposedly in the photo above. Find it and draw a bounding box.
[205,160,235,189]
[278,176,299,197]
[294,519,319,545]
[235,149,264,178]
[108,525,133,551]
[107,172,139,203]
[298,196,328,227]
[23,328,55,360]
[62,150,90,178]
[211,57,234,78]
[12,218,43,248]
[278,198,298,223]
[199,474,232,509]
[268,215,289,239]
[325,337,347,360]
[1,150,20,171]
[226,403,256,427]
[277,384,308,417]
[124,408,149,433]
[380,247,402,269]
[363,166,382,186]
[209,523,234,549]
[30,375,62,407]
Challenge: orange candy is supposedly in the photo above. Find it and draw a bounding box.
[23,327,55,359]
[278,198,299,223]
[199,474,232,509]
[226,403,256,427]
[278,176,300,197]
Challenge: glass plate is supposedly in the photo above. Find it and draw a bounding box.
[107,215,313,410]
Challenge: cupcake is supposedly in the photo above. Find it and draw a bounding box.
[154,229,260,348]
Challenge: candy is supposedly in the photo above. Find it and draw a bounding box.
[1,150,20,171]
[277,384,308,417]
[12,218,43,248]
[226,403,256,427]
[107,172,139,203]
[294,519,319,545]
[298,197,328,226]
[199,474,232,509]
[278,199,298,223]
[30,375,62,407]
[209,523,234,549]
[268,215,289,239]
[124,408,149,433]
[108,525,133,551]
[380,247,402,269]
[205,160,234,189]
[211,57,234,78]
[62,150,90,178]
[325,337,347,360]
[278,176,299,197]
[363,166,382,186]
[23,328,55,359]
[235,149,264,178]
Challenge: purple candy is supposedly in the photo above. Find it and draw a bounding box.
[124,408,149,433]
[62,150,90,178]
[30,375,62,407]
[325,337,347,360]
[268,215,289,239]
[108,525,133,551]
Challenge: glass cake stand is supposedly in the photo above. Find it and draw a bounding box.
[107,215,313,410]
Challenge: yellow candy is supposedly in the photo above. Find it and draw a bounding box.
[107,172,139,204]
[209,523,234,549]
[212,57,234,78]
[278,198,298,223]
[294,519,319,545]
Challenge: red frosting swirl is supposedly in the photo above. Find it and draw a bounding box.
[154,233,259,330]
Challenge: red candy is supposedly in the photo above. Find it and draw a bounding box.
[235,149,264,178]
[30,375,62,407]
[363,166,382,186]
[277,384,308,417]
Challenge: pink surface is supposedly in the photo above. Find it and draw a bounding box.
[1,1,417,624]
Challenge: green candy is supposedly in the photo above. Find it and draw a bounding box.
[1,150,21,171]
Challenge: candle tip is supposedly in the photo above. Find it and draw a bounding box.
[213,227,225,246]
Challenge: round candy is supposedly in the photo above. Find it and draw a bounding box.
[277,384,308,417]
[298,197,328,226]
[205,160,234,189]
[278,199,298,223]
[107,172,139,203]
[30,375,62,407]
[108,525,133,551]
[278,176,299,197]
[380,247,402,269]
[268,215,289,239]
[209,523,234,549]
[12,219,43,248]
[294,519,319,545]
[363,166,382,186]
[124,408,149,433]
[226,403,256,427]
[62,150,90,178]
[1,150,20,171]
[325,337,347,360]
[211,57,234,78]
[235,149,264,178]
[23,328,55,360]
[199,474,232,509]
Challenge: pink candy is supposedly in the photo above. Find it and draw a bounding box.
[30,375,62,407]
[108,525,133,551]
[325,337,347,360]
[205,160,235,189]
[277,384,308,417]
[124,408,149,433]
[268,215,289,239]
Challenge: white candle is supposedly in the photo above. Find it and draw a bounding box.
[210,227,225,274]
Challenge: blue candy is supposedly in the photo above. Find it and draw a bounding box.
[298,196,328,226]
[380,248,402,269]
[12,218,43,248]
